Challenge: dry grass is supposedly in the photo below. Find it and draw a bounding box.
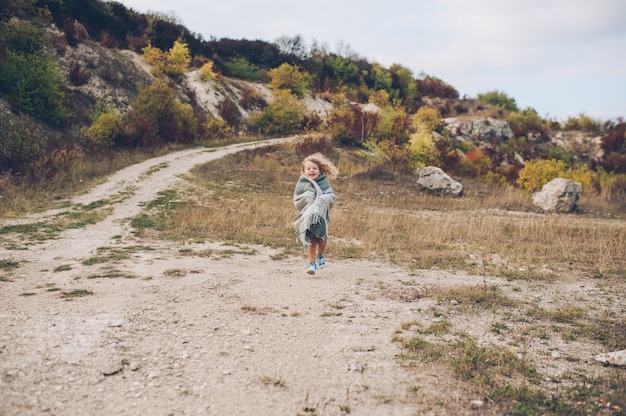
[133,138,626,281]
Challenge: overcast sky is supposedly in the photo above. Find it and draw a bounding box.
[117,0,626,121]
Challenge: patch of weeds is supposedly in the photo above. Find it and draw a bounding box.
[321,310,342,317]
[0,259,20,270]
[144,189,180,210]
[258,375,286,388]
[129,213,161,233]
[326,301,346,310]
[60,289,93,300]
[163,268,187,278]
[241,305,276,315]
[82,246,134,265]
[0,221,61,241]
[4,244,28,250]
[142,162,169,179]
[20,292,36,296]
[548,306,586,324]
[436,284,516,311]
[491,321,509,334]
[88,268,137,279]
[422,320,451,336]
[395,334,443,362]
[77,199,108,211]
[53,264,72,272]
[270,249,290,260]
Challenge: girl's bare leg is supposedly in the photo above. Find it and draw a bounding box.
[307,239,318,263]
[317,238,327,257]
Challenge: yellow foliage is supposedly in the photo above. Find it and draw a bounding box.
[411,106,441,133]
[517,159,597,193]
[85,112,121,146]
[199,61,216,81]
[409,130,437,166]
[142,40,190,78]
[517,159,566,193]
[268,63,310,98]
[142,42,163,65]
[369,90,390,107]
[408,106,441,166]
[166,39,191,77]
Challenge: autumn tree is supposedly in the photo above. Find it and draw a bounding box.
[268,63,311,98]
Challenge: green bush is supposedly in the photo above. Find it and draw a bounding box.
[249,90,306,135]
[0,22,69,125]
[224,57,259,81]
[477,90,519,112]
[0,113,47,173]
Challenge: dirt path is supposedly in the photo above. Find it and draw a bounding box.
[0,138,622,416]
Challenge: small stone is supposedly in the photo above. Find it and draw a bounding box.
[450,300,459,306]
[551,351,561,359]
[470,400,484,409]
[128,362,140,371]
[349,363,364,372]
[102,364,122,376]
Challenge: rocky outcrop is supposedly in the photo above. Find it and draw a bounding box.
[532,178,582,213]
[416,166,463,197]
[442,117,514,147]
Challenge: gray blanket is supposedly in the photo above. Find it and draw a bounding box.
[293,175,336,245]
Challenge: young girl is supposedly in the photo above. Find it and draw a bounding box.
[293,153,338,275]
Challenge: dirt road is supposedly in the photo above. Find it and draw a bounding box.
[0,138,621,416]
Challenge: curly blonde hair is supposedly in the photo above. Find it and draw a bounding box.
[301,153,338,180]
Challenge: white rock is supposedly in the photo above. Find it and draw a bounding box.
[594,349,626,366]
[470,399,484,408]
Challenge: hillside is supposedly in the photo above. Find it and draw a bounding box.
[0,0,624,213]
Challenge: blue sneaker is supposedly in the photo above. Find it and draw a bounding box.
[306,262,316,275]
[316,255,326,269]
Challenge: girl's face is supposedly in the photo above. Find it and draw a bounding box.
[302,160,321,180]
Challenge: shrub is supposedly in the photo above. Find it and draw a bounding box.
[0,22,68,125]
[239,84,265,110]
[204,115,234,139]
[599,121,626,173]
[506,108,546,138]
[268,63,311,98]
[517,159,596,193]
[249,90,306,135]
[69,61,91,86]
[373,105,411,144]
[120,80,198,146]
[517,159,567,193]
[216,97,242,127]
[85,109,122,147]
[199,60,216,81]
[0,20,47,54]
[415,75,459,99]
[224,57,259,81]
[142,39,190,80]
[477,90,519,112]
[0,113,47,173]
[409,106,442,166]
[562,113,602,133]
[327,104,359,145]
